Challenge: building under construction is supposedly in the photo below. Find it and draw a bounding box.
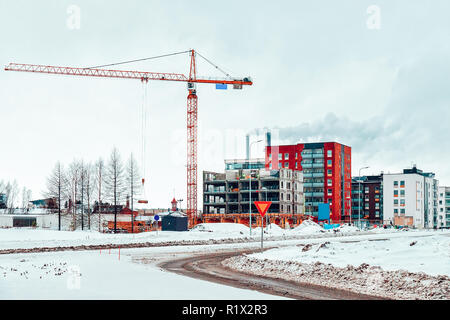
[202,158,304,228]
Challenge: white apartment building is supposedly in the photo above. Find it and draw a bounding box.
[438,186,450,228]
[383,166,438,229]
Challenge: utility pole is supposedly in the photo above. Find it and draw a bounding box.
[248,139,262,236]
[81,164,84,231]
[358,166,370,229]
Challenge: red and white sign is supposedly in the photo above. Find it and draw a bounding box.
[254,201,272,217]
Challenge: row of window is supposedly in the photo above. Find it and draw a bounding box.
[268,150,334,162]
[393,181,405,187]
[393,190,406,197]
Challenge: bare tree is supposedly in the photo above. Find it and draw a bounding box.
[6,180,19,214]
[94,158,105,232]
[83,162,94,230]
[0,180,6,209]
[0,180,5,194]
[126,153,141,233]
[45,162,67,230]
[21,187,32,212]
[67,160,82,230]
[104,147,126,233]
[80,160,86,230]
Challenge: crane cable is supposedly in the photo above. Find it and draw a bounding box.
[140,80,148,201]
[86,50,191,69]
[86,50,235,82]
[195,51,234,80]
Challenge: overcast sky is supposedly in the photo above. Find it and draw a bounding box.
[1,0,449,208]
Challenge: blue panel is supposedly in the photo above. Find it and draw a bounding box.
[318,203,330,221]
[323,223,340,230]
[216,83,228,90]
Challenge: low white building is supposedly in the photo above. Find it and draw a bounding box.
[383,166,438,229]
[438,186,450,228]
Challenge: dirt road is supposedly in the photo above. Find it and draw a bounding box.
[159,249,385,300]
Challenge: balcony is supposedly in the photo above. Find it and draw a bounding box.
[304,172,324,178]
[305,202,322,207]
[304,192,324,197]
[204,189,226,194]
[304,182,324,188]
[302,162,312,168]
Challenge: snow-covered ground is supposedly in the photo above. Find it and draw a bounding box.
[0,221,388,251]
[0,244,285,299]
[223,229,450,300]
[1,222,448,299]
[248,232,450,276]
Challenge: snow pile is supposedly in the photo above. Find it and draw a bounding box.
[253,223,287,236]
[334,224,360,233]
[190,223,249,234]
[246,233,450,276]
[265,223,286,235]
[222,230,450,300]
[223,255,450,300]
[290,220,324,234]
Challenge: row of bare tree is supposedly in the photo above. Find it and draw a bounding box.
[45,147,142,232]
[0,180,32,213]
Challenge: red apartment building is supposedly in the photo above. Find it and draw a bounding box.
[265,142,352,222]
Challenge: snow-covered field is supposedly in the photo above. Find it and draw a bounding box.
[248,232,450,276]
[0,245,284,299]
[2,222,448,300]
[223,230,450,300]
[0,221,388,251]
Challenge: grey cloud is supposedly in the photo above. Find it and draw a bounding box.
[268,51,450,181]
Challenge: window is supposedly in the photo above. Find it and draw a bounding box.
[400,208,405,214]
[327,150,332,157]
[400,180,405,187]
[400,190,405,196]
[394,190,398,197]
[394,199,398,206]
[400,199,405,206]
[375,211,380,217]
[284,162,289,168]
[295,162,298,169]
[287,182,291,189]
[269,153,272,160]
[327,159,332,166]
[295,152,298,159]
[287,194,290,201]
[394,181,398,187]
[327,179,332,186]
[269,163,272,169]
[278,153,282,160]
[285,153,289,160]
[327,169,332,175]
[394,209,398,214]
[280,181,283,188]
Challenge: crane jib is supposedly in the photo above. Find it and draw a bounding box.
[5,63,253,86]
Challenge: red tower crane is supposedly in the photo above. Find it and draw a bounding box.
[4,49,253,227]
